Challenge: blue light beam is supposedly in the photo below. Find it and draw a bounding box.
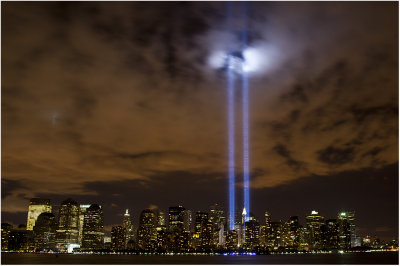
[227,2,236,231]
[242,1,250,223]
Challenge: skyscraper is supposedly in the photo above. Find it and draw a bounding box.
[168,206,185,232]
[194,211,209,250]
[338,211,355,249]
[26,198,52,231]
[33,212,56,251]
[306,210,324,250]
[56,198,80,252]
[1,223,13,251]
[323,219,339,249]
[122,209,135,249]
[209,203,225,247]
[183,209,193,233]
[244,219,260,249]
[111,226,126,251]
[81,204,104,250]
[78,204,91,245]
[137,209,157,250]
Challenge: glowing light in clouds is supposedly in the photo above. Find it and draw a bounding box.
[209,45,277,75]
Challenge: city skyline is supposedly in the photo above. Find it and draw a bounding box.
[2,0,398,246]
[2,197,397,243]
[2,196,397,253]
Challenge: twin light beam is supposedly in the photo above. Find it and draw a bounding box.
[226,2,250,231]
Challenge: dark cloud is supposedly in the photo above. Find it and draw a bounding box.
[318,146,355,165]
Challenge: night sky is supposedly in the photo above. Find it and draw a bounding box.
[2,2,398,240]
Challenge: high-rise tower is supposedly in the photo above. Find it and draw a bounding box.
[26,198,52,231]
[56,198,80,251]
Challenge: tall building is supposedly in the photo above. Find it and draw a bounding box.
[338,211,355,249]
[183,210,193,233]
[268,221,283,249]
[8,225,34,252]
[26,198,52,231]
[157,210,167,227]
[137,209,157,250]
[281,216,299,248]
[1,223,13,251]
[323,219,339,249]
[78,204,91,245]
[209,203,225,248]
[306,210,324,249]
[244,219,260,249]
[226,230,238,250]
[122,209,135,249]
[111,226,126,251]
[56,198,80,252]
[81,204,104,250]
[262,211,272,247]
[33,212,57,251]
[168,206,185,232]
[194,211,209,250]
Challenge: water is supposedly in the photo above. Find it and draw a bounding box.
[2,252,398,264]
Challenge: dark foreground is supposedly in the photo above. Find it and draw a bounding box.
[2,252,399,264]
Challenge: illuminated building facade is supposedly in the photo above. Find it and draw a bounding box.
[323,219,339,249]
[338,211,355,249]
[306,210,324,249]
[137,209,157,250]
[209,203,225,248]
[268,221,283,249]
[183,209,193,233]
[33,212,56,251]
[226,230,238,250]
[1,223,13,251]
[244,219,260,249]
[194,211,209,249]
[26,198,52,231]
[168,206,185,232]
[81,204,104,250]
[122,209,135,249]
[78,204,90,245]
[281,216,299,248]
[56,198,80,251]
[8,225,35,252]
[111,226,126,251]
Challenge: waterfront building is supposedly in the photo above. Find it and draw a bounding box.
[183,209,193,233]
[137,209,157,250]
[209,203,225,248]
[306,210,324,249]
[362,235,372,247]
[323,219,339,249]
[122,209,135,249]
[8,225,34,251]
[244,219,260,249]
[194,211,208,249]
[226,230,238,250]
[1,223,13,251]
[338,211,354,249]
[168,206,185,232]
[26,198,52,231]
[104,236,112,250]
[78,204,90,245]
[56,198,80,252]
[157,210,167,227]
[111,226,126,251]
[81,204,104,250]
[33,212,56,251]
[268,221,283,249]
[297,226,310,251]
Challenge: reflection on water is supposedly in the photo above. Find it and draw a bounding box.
[2,251,399,265]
